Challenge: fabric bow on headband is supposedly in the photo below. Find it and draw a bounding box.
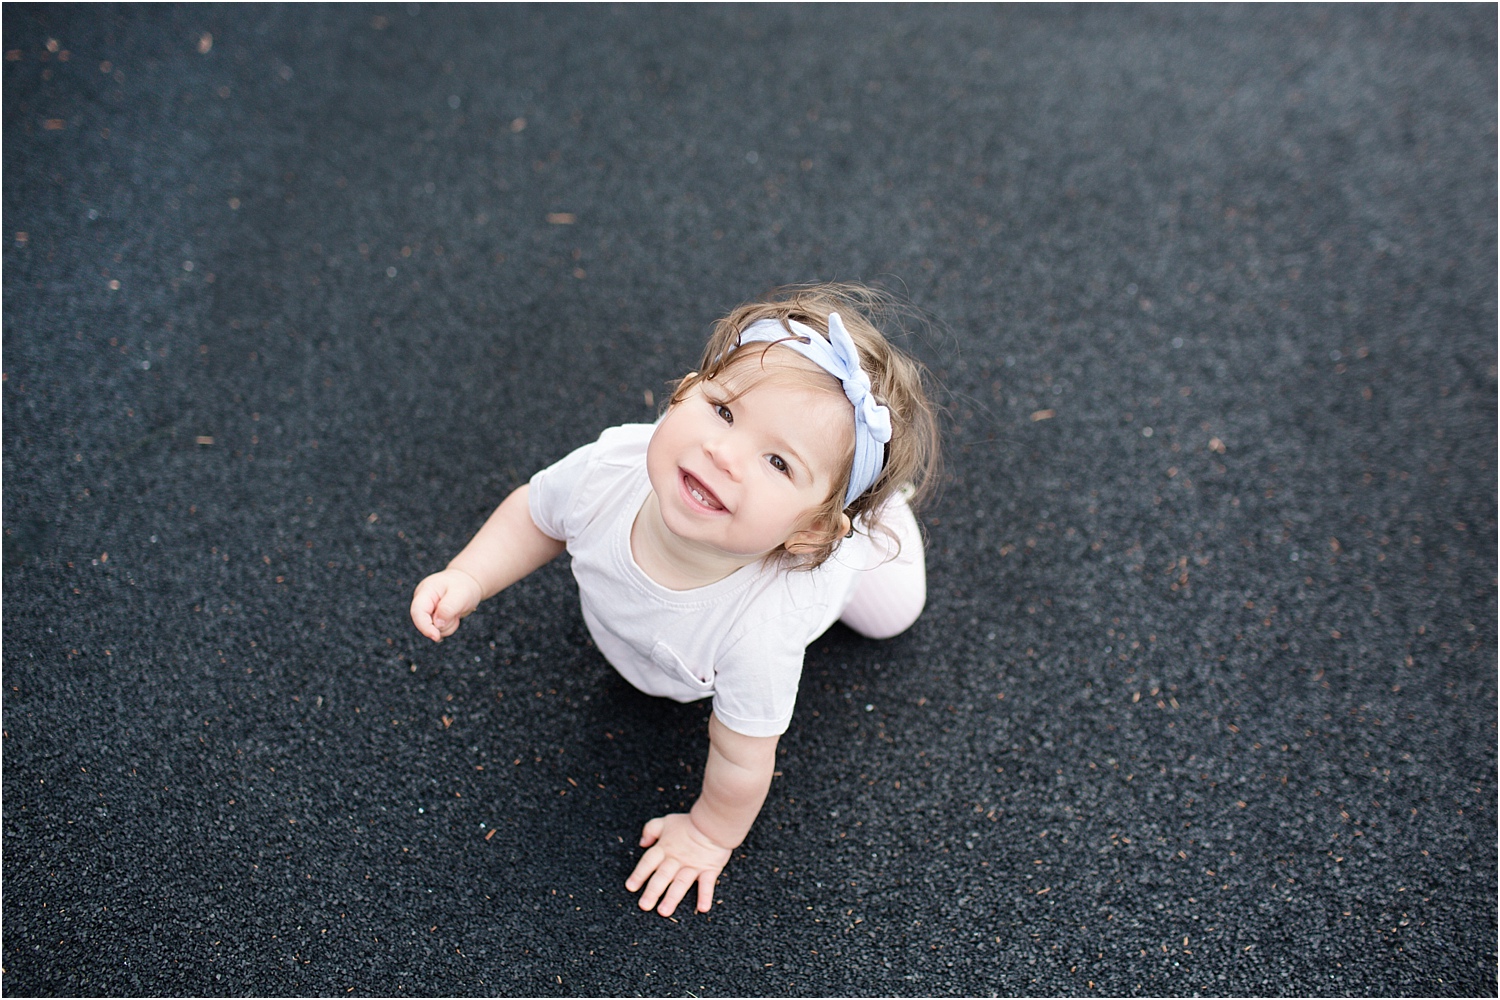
[736,312,892,508]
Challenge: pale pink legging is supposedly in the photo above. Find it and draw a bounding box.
[838,492,927,640]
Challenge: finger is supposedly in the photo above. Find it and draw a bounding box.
[432,590,469,637]
[638,816,664,848]
[639,862,681,912]
[624,846,662,893]
[695,869,717,912]
[656,870,697,918]
[409,586,444,642]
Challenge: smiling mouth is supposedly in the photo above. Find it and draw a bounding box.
[682,471,726,512]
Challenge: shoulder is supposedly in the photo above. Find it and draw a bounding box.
[529,423,653,539]
[591,422,655,464]
[730,557,862,640]
[537,422,653,482]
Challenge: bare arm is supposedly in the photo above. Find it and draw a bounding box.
[626,714,780,916]
[410,484,565,642]
[692,715,779,849]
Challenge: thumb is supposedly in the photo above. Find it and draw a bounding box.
[432,588,472,634]
[638,816,664,848]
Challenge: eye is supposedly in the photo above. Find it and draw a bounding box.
[767,454,791,477]
[713,403,733,425]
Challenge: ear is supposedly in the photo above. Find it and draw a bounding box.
[784,511,852,555]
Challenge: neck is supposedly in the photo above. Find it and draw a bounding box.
[630,492,756,591]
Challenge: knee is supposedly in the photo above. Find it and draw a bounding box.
[842,586,926,641]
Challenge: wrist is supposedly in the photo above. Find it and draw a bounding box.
[687,801,742,852]
[443,564,487,599]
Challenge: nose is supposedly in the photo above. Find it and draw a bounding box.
[704,432,745,480]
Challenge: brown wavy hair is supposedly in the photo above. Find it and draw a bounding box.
[669,283,942,570]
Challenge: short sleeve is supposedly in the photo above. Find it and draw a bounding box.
[708,610,815,738]
[527,438,597,542]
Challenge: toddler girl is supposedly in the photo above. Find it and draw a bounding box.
[410,283,940,917]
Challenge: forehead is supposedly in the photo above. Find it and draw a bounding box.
[718,341,840,394]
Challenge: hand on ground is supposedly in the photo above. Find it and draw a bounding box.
[625,813,732,917]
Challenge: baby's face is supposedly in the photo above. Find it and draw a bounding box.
[647,351,853,562]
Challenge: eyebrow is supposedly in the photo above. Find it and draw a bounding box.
[769,414,836,484]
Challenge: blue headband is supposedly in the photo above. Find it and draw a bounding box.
[735,313,892,508]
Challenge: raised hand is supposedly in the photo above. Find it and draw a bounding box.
[409,568,484,642]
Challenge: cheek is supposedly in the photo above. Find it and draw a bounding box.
[645,424,676,482]
[650,407,688,450]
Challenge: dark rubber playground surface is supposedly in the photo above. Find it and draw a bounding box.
[3,4,1495,996]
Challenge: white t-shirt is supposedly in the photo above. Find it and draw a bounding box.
[528,423,877,737]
